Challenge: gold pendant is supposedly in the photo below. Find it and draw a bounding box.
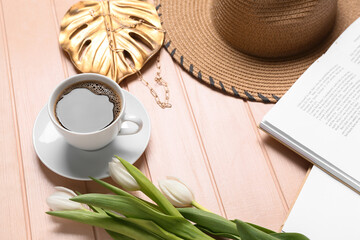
[59,0,164,83]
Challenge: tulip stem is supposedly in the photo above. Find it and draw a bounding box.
[191,201,210,212]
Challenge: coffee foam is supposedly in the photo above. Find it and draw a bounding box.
[57,80,122,119]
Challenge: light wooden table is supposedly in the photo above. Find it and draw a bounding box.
[0,0,310,239]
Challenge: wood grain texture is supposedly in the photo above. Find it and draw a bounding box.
[126,50,225,215]
[0,1,28,239]
[176,66,287,230]
[248,102,310,209]
[1,0,94,238]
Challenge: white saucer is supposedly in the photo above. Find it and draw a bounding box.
[33,90,151,181]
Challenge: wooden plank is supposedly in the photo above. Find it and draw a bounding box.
[127,50,225,215]
[1,0,94,238]
[0,2,28,239]
[176,65,287,230]
[248,102,310,208]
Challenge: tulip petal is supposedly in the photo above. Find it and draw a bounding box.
[46,187,83,211]
[109,158,140,191]
[54,186,77,197]
[158,177,194,207]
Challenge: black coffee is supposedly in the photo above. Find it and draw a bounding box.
[55,80,121,133]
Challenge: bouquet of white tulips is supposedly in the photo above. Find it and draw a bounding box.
[47,156,309,240]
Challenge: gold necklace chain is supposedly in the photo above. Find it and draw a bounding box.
[134,56,172,109]
[96,0,171,109]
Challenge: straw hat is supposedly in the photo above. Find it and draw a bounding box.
[159,0,360,102]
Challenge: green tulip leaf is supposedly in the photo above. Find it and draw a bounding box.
[178,208,239,237]
[107,211,182,240]
[197,225,242,240]
[91,177,161,213]
[47,210,162,240]
[88,204,106,215]
[246,223,276,234]
[90,177,134,198]
[235,219,310,240]
[270,233,310,240]
[106,230,134,240]
[115,156,181,217]
[73,191,107,215]
[71,194,214,240]
[229,220,275,234]
[235,219,280,240]
[178,208,282,239]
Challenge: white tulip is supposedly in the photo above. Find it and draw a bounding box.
[46,186,83,211]
[158,177,194,207]
[109,157,140,191]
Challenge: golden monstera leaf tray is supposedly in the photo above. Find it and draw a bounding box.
[59,0,164,83]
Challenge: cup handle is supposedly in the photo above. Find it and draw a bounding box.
[118,113,143,135]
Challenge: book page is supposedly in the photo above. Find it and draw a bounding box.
[262,18,360,184]
[297,64,360,137]
[283,167,360,240]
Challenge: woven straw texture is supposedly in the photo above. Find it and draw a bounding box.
[159,0,360,102]
[212,0,336,58]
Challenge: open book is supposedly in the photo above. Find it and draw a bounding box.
[282,166,360,239]
[260,18,360,193]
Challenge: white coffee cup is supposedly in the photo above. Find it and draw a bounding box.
[48,73,143,151]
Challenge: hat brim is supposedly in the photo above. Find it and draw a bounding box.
[159,0,360,102]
